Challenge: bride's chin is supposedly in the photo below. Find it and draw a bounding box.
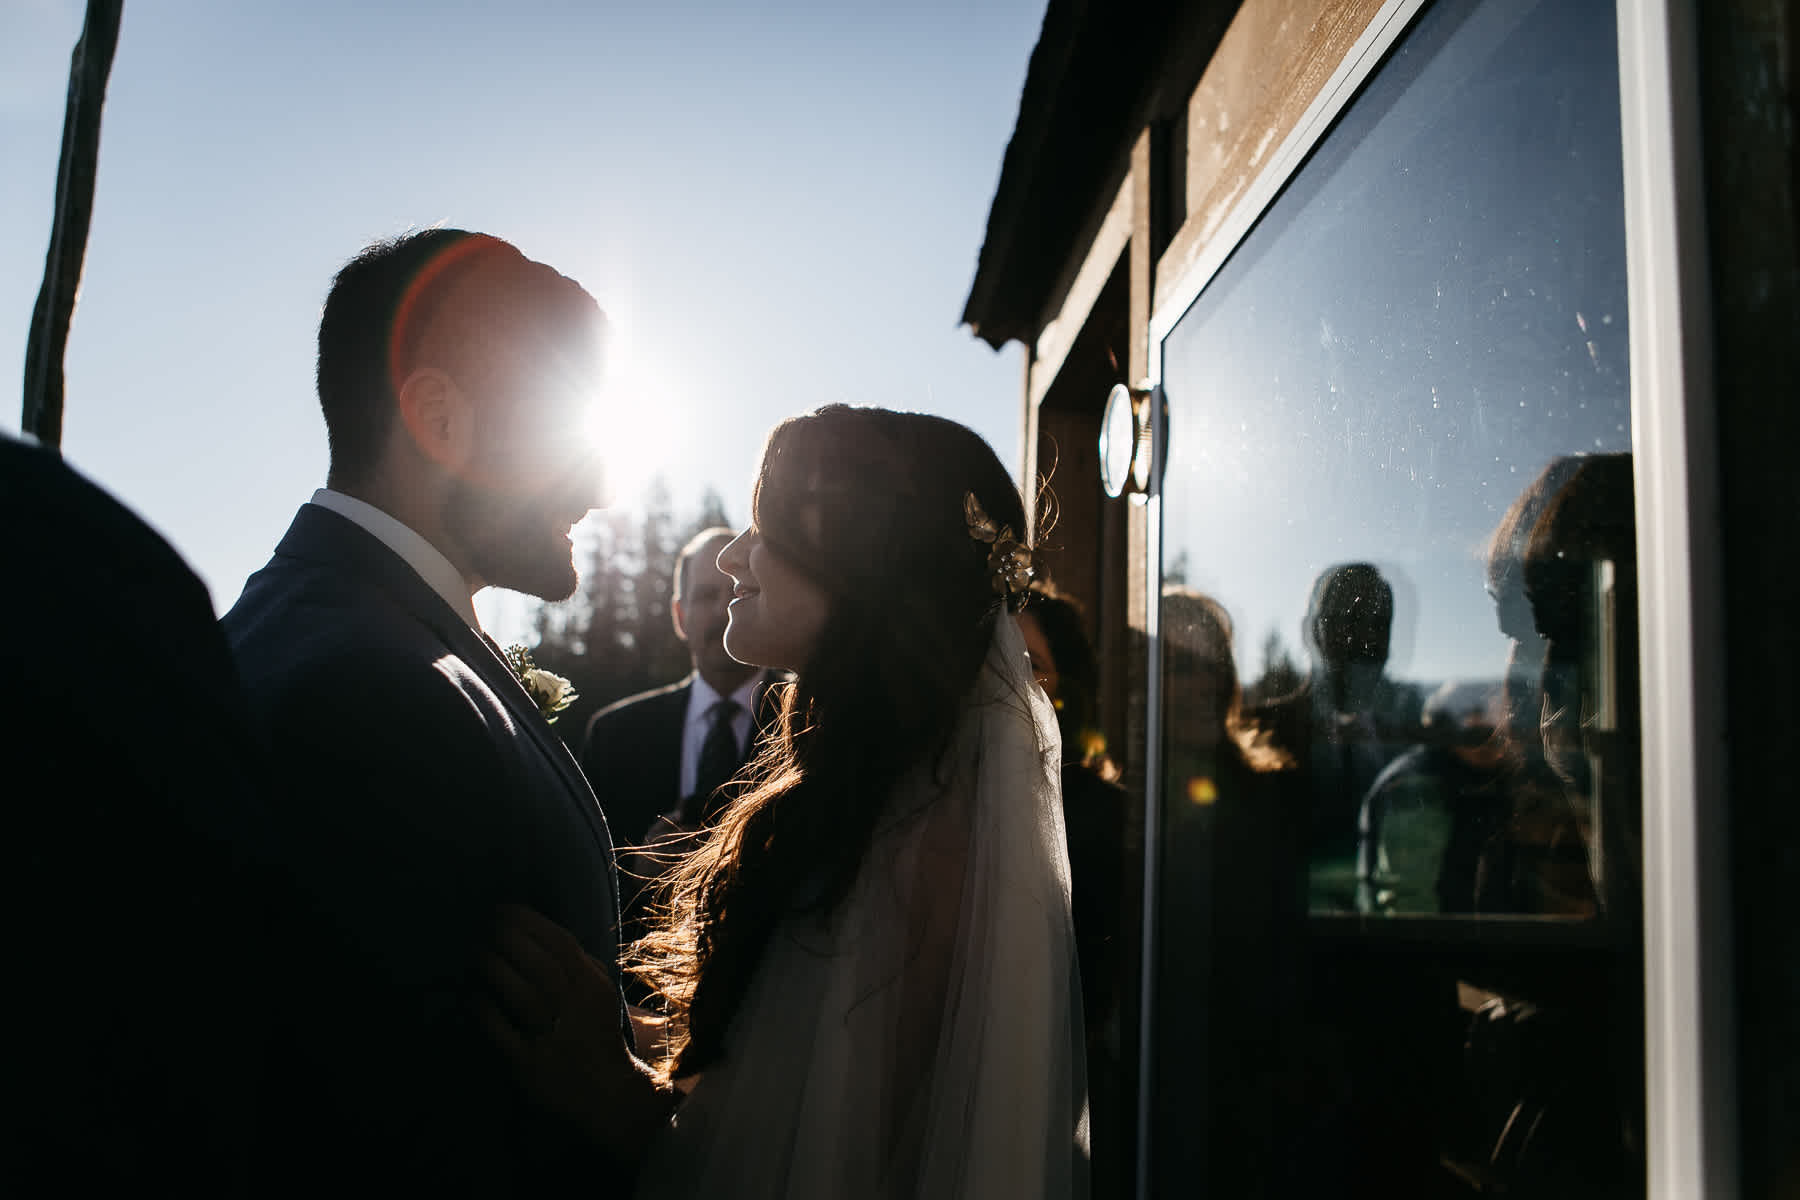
[722,630,754,664]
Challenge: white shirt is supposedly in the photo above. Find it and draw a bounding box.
[678,671,765,799]
[309,488,481,631]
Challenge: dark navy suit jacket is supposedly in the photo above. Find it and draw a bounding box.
[222,503,623,1193]
[579,671,782,846]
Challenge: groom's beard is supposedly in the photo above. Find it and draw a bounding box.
[445,478,581,602]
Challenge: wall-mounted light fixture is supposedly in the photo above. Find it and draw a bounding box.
[1099,381,1163,499]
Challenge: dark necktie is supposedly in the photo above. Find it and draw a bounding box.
[686,698,743,826]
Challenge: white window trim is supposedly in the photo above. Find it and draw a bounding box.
[1617,1,1737,1195]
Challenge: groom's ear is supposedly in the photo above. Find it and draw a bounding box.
[396,367,474,471]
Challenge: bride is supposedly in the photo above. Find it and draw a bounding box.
[479,404,1088,1198]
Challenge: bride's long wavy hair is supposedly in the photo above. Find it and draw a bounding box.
[631,404,1037,1076]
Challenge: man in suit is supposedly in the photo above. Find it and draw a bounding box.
[580,526,782,848]
[221,230,671,1191]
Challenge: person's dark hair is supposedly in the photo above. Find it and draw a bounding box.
[316,227,550,489]
[1163,586,1288,772]
[1486,456,1588,643]
[1303,561,1394,666]
[1021,582,1102,766]
[633,405,1036,1075]
[673,526,735,601]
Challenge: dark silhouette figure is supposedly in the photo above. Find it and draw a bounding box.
[1018,583,1127,1029]
[3,434,277,1192]
[1251,562,1404,910]
[1018,583,1130,1196]
[1152,587,1304,1197]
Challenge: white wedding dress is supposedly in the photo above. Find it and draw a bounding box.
[633,617,1089,1198]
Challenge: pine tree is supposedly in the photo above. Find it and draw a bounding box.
[1245,629,1302,708]
[523,476,737,753]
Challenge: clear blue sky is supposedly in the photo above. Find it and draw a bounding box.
[3,0,1038,642]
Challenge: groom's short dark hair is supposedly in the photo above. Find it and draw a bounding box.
[315,227,507,489]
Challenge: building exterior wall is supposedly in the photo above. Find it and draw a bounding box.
[1002,0,1796,1194]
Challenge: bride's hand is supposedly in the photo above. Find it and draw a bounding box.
[475,903,676,1159]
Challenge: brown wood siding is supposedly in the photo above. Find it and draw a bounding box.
[1159,0,1390,316]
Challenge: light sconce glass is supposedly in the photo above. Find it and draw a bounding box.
[1099,381,1163,498]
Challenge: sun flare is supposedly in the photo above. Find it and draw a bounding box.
[582,326,679,510]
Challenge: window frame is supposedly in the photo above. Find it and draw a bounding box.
[1133,1,1735,1195]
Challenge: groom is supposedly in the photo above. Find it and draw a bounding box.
[224,230,666,1190]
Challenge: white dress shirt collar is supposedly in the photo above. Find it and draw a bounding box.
[309,488,481,630]
[679,670,766,800]
[685,671,763,725]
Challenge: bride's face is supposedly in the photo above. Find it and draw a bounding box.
[716,526,830,673]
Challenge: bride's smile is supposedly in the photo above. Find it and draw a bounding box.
[716,527,828,673]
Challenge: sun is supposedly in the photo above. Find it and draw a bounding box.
[581,324,680,510]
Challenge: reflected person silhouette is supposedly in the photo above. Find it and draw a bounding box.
[1474,453,1638,917]
[1356,679,1507,914]
[1251,562,1405,910]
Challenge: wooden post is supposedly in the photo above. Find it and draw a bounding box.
[22,0,124,453]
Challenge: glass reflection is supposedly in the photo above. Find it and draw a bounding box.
[1157,0,1633,921]
[1148,0,1645,1194]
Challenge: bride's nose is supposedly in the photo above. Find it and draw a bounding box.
[717,529,753,578]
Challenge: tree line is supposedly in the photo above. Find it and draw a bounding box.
[525,478,733,752]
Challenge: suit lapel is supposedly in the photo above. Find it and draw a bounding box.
[449,624,617,853]
[276,505,615,858]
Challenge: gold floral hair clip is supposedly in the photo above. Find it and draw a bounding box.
[964,491,1034,602]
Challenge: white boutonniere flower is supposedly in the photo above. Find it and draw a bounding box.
[502,644,578,723]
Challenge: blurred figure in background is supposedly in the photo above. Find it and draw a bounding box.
[1155,586,1304,1195]
[1017,580,1128,1198]
[582,526,782,850]
[1017,583,1127,1038]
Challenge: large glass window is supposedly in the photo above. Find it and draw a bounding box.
[1149,0,1644,1194]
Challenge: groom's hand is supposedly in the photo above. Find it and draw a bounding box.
[475,903,676,1162]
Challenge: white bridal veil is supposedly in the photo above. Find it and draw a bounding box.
[634,615,1090,1199]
